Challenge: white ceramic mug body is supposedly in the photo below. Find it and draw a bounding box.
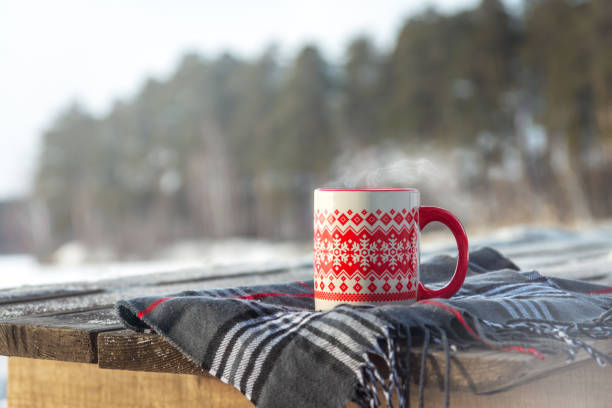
[314,188,421,311]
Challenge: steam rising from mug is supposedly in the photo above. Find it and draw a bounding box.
[327,148,456,189]
[324,146,472,225]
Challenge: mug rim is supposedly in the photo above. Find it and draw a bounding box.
[316,187,417,192]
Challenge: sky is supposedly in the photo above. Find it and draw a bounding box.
[0,0,520,200]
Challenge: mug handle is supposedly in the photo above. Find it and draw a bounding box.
[417,206,469,300]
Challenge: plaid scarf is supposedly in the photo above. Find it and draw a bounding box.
[116,247,612,408]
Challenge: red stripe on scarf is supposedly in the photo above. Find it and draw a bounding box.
[589,287,612,295]
[419,299,545,359]
[229,292,314,300]
[297,281,314,291]
[138,297,174,319]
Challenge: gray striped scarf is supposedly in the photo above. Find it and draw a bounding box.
[116,247,612,407]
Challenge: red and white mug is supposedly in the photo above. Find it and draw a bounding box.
[313,188,469,311]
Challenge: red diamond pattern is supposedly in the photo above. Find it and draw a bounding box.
[353,283,362,293]
[366,214,378,225]
[382,282,391,292]
[396,282,403,291]
[367,283,377,292]
[340,282,348,292]
[328,282,335,291]
[316,208,415,227]
[316,208,417,227]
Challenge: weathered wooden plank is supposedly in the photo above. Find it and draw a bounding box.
[0,287,105,306]
[9,356,612,408]
[0,264,313,319]
[98,330,612,394]
[99,330,207,375]
[0,308,122,362]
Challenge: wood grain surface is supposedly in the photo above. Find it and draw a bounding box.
[0,308,122,362]
[99,330,207,375]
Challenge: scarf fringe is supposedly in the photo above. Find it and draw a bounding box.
[354,308,612,408]
[479,309,612,365]
[356,325,451,408]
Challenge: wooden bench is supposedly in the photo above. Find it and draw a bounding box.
[1,238,612,407]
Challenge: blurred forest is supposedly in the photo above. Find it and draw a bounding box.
[22,0,612,259]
